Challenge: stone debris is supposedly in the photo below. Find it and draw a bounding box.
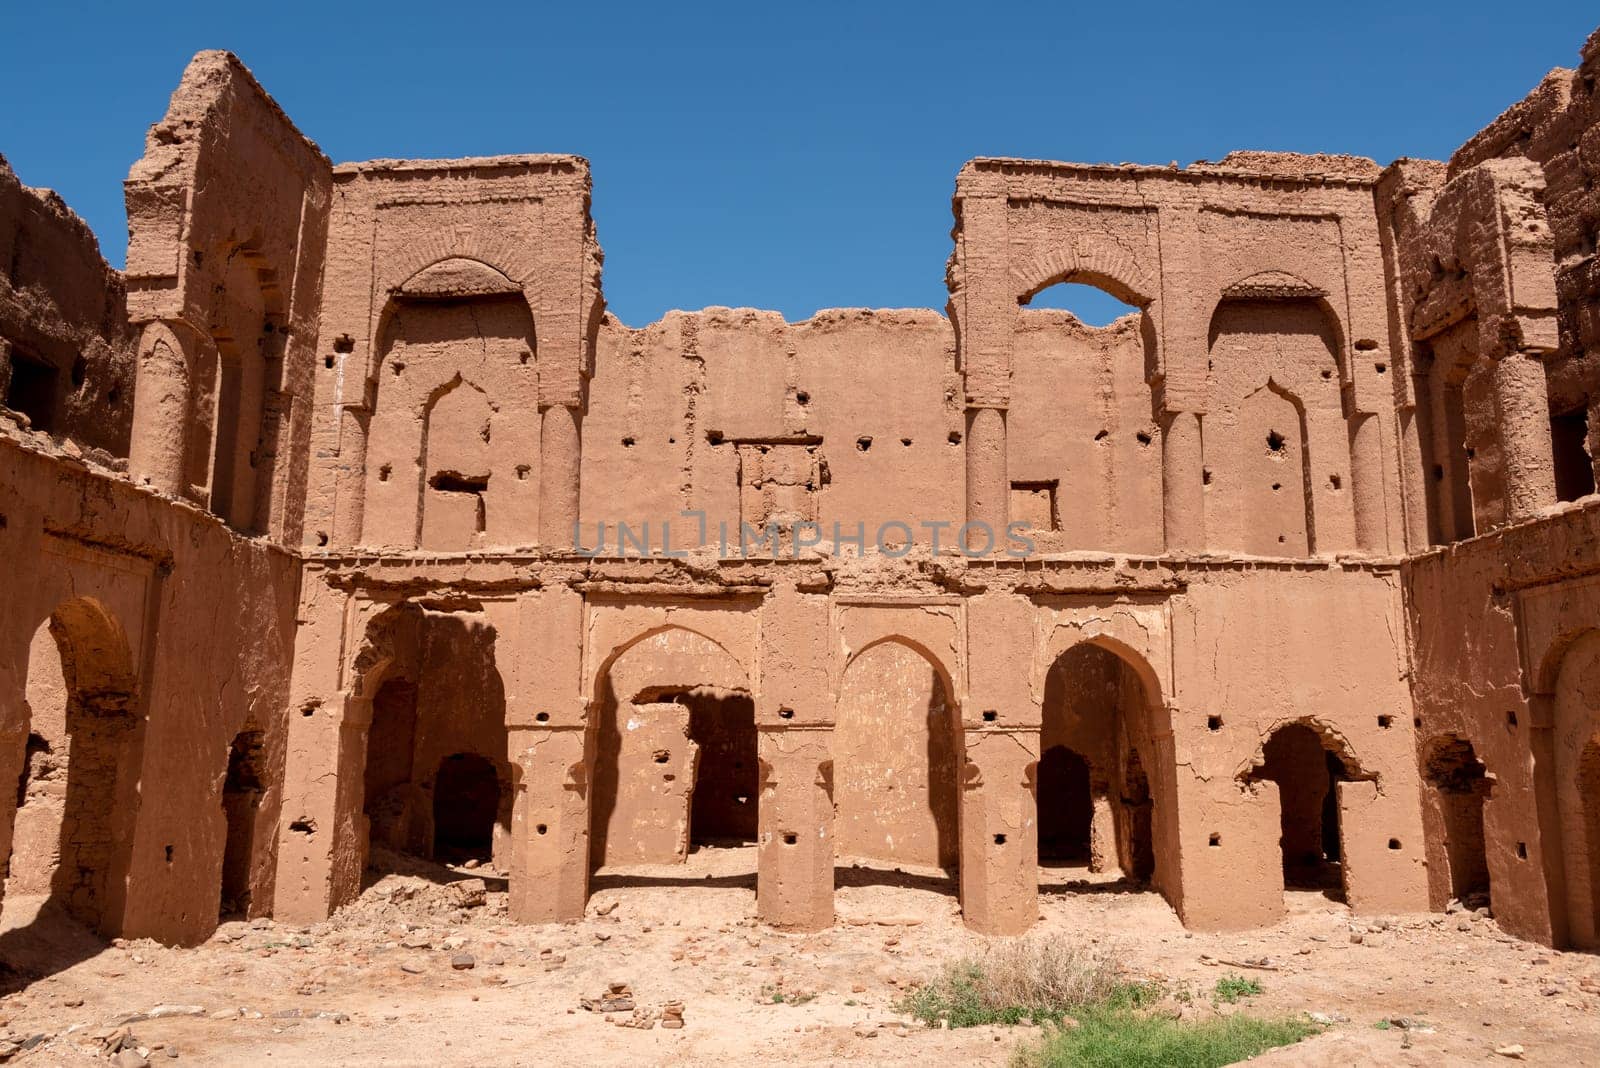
[581,983,636,1014]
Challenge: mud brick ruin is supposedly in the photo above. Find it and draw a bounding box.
[4,26,1600,951]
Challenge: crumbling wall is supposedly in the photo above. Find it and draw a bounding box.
[1449,29,1600,415]
[1171,564,1426,929]
[123,51,331,541]
[950,155,1402,558]
[1404,500,1600,948]
[0,155,134,456]
[301,155,600,553]
[0,431,297,945]
[582,308,963,551]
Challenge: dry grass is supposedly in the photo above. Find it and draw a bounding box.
[900,934,1136,1027]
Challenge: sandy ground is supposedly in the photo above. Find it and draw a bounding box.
[0,845,1595,1066]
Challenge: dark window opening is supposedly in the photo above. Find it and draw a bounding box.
[1037,746,1093,863]
[220,729,265,918]
[1551,406,1595,502]
[4,350,59,433]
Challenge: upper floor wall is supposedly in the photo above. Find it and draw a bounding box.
[27,30,1600,560]
[0,155,134,457]
[950,154,1406,558]
[301,155,602,553]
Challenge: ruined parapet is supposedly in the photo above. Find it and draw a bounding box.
[1380,152,1562,540]
[0,154,134,456]
[1440,30,1600,504]
[124,51,332,542]
[950,154,1401,557]
[300,155,600,554]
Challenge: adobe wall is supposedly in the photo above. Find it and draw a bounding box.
[0,156,134,456]
[124,51,331,544]
[10,26,1600,953]
[0,430,298,946]
[1385,27,1600,951]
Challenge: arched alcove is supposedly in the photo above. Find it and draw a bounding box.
[359,286,538,549]
[835,639,960,882]
[1205,297,1356,556]
[5,599,139,934]
[589,627,753,869]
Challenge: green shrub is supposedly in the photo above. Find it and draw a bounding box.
[1211,974,1263,1004]
[1015,1010,1319,1068]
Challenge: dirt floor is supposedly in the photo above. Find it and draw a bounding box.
[0,845,1595,1066]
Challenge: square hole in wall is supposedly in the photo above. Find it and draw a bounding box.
[1009,481,1059,532]
[1378,715,1394,729]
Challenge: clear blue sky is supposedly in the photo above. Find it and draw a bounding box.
[2,3,1594,326]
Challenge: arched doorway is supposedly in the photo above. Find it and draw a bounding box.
[590,628,754,869]
[5,599,139,933]
[1422,735,1492,911]
[219,728,265,918]
[343,602,511,884]
[1246,722,1367,900]
[1551,628,1600,949]
[432,753,501,864]
[1038,642,1166,888]
[834,640,959,884]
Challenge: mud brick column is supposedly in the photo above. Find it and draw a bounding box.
[755,583,834,928]
[274,691,370,923]
[539,403,582,549]
[504,584,591,922]
[954,183,1012,540]
[1527,695,1573,947]
[1181,776,1286,931]
[1161,410,1205,551]
[959,728,1038,934]
[1349,412,1387,552]
[128,320,205,496]
[536,187,590,551]
[1492,351,1557,520]
[508,725,592,922]
[1336,779,1429,915]
[272,575,369,923]
[756,727,835,929]
[961,591,1039,934]
[331,403,370,545]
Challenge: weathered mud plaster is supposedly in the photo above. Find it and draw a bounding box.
[6,27,1600,949]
